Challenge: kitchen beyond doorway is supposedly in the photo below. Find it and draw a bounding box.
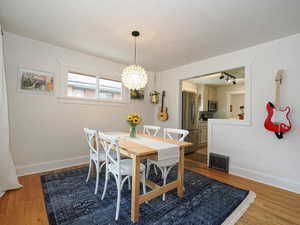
[181,67,245,167]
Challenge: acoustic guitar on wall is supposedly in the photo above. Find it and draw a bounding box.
[157,91,169,121]
[264,70,292,139]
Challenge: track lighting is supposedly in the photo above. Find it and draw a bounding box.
[221,72,237,85]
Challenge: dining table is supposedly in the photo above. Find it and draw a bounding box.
[94,132,192,223]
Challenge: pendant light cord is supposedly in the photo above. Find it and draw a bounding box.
[131,31,140,65]
[134,36,137,65]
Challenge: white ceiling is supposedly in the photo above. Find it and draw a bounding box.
[1,0,300,71]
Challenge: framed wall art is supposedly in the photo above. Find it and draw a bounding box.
[18,68,54,95]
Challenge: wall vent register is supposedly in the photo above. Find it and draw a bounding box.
[209,153,229,173]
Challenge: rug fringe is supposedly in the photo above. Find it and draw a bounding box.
[221,191,256,225]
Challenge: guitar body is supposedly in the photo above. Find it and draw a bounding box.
[264,102,291,133]
[157,91,169,121]
[157,106,168,121]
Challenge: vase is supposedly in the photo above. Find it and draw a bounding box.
[130,126,137,138]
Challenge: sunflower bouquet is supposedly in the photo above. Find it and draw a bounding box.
[127,113,141,138]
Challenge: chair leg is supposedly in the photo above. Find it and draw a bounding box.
[94,163,100,194]
[86,159,92,183]
[153,164,158,175]
[147,161,159,178]
[115,180,122,220]
[99,161,106,174]
[128,177,131,190]
[142,172,146,195]
[141,172,148,204]
[146,160,150,179]
[162,168,167,201]
[101,169,109,200]
[165,166,174,180]
[162,166,173,201]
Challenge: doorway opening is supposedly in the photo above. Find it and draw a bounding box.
[181,67,245,168]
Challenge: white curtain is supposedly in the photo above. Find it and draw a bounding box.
[0,25,21,197]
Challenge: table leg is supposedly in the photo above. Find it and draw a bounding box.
[177,147,184,198]
[131,155,141,223]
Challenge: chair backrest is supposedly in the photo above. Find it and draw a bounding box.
[143,125,161,136]
[99,133,121,173]
[84,128,100,155]
[163,128,189,142]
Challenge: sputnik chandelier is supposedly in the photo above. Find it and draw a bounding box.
[121,31,148,90]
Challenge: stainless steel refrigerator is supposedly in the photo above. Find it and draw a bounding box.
[182,91,200,154]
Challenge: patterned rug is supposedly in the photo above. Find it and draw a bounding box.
[41,166,255,225]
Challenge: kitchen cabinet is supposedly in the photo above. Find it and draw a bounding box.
[200,85,217,111]
[198,122,208,147]
[208,87,217,101]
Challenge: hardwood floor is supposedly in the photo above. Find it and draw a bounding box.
[0,162,299,225]
[185,146,208,164]
[186,162,300,225]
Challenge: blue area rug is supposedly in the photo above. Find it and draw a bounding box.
[41,166,252,225]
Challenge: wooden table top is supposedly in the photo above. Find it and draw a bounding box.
[107,132,192,157]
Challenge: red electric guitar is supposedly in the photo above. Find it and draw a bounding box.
[264,70,291,139]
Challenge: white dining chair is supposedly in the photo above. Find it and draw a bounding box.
[146,128,189,201]
[143,125,161,136]
[143,125,161,175]
[84,128,106,195]
[99,133,147,221]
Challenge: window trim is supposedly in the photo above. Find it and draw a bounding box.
[58,64,129,105]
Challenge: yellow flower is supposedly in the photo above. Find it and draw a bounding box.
[133,118,139,124]
[127,116,133,121]
[132,113,139,117]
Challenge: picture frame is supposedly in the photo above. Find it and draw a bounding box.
[18,68,54,95]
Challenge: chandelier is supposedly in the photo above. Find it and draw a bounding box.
[121,31,148,90]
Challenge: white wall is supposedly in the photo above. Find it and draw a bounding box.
[215,84,245,119]
[231,94,245,119]
[3,32,155,175]
[155,33,300,193]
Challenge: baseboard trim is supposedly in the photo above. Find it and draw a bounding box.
[16,155,89,177]
[230,165,300,194]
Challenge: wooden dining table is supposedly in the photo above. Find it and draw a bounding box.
[95,132,192,223]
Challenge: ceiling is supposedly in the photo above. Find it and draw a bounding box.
[1,0,300,71]
[187,67,244,86]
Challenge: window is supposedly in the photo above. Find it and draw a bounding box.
[67,72,122,100]
[67,72,96,98]
[98,78,122,100]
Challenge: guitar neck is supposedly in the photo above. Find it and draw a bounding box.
[274,70,284,110]
[275,81,281,109]
[161,91,165,112]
